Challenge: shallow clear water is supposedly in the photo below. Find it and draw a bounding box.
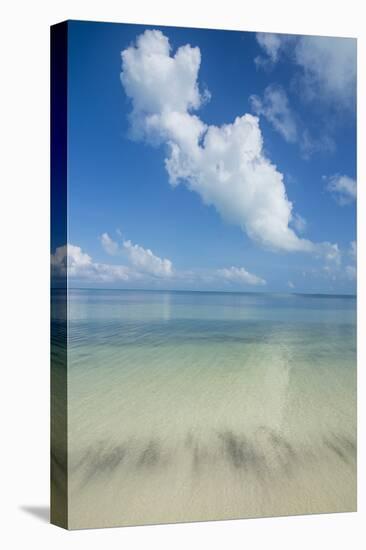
[59,289,356,528]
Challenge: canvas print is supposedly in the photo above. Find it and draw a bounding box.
[51,20,357,529]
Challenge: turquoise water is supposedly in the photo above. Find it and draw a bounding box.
[62,289,356,527]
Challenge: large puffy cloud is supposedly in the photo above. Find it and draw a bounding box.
[121,29,206,141]
[166,113,315,252]
[324,174,357,205]
[120,30,327,254]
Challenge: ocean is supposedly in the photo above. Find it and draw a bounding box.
[52,288,356,528]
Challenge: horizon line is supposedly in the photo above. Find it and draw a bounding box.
[53,286,357,298]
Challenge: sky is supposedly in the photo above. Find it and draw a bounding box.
[51,20,357,293]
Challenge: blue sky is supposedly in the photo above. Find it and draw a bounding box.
[52,20,356,293]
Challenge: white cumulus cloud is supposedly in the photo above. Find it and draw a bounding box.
[52,234,174,283]
[52,242,267,288]
[100,231,174,277]
[217,266,266,286]
[51,244,132,282]
[123,239,173,277]
[121,29,205,142]
[100,232,119,255]
[120,30,338,255]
